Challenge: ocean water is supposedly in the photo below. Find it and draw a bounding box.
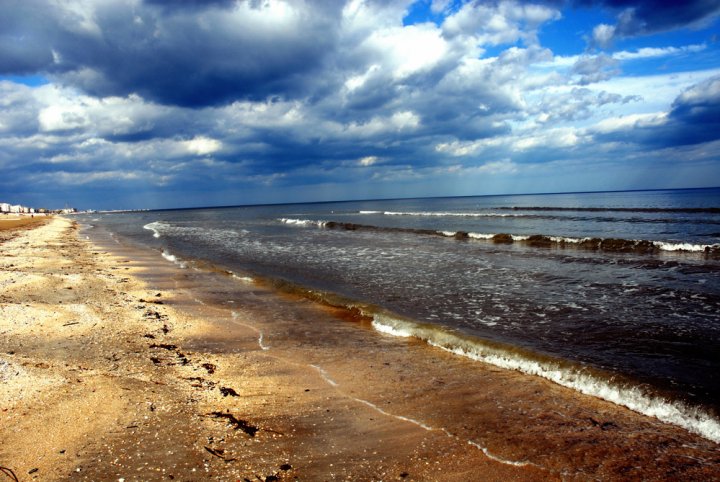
[78,188,720,442]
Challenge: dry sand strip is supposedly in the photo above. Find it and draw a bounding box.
[1,217,720,481]
[0,217,284,481]
[0,217,50,238]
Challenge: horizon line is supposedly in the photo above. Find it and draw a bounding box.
[92,185,720,214]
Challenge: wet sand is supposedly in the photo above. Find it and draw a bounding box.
[1,217,719,480]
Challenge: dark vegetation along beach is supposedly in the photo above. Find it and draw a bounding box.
[2,188,720,480]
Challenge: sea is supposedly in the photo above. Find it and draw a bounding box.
[77,187,720,443]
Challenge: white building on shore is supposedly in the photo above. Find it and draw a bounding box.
[1,201,56,214]
[0,203,36,214]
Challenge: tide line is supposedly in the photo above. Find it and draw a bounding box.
[350,397,434,431]
[310,364,338,386]
[257,331,270,351]
[308,363,542,470]
[230,310,270,351]
[467,440,534,468]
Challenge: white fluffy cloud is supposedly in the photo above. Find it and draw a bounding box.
[182,136,222,156]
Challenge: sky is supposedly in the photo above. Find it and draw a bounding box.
[1,0,719,210]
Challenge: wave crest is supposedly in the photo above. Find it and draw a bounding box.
[279,218,327,228]
[143,221,170,238]
[371,313,720,443]
[320,221,720,256]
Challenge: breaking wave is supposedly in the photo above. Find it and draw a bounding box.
[256,271,720,444]
[143,221,249,241]
[358,208,720,226]
[279,218,327,228]
[284,220,720,256]
[370,312,720,443]
[161,250,186,268]
[143,221,170,238]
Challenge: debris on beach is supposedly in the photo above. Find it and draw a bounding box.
[219,386,239,397]
[207,411,259,437]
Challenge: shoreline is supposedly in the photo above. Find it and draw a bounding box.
[1,217,719,480]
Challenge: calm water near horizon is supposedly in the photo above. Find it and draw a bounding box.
[78,187,720,442]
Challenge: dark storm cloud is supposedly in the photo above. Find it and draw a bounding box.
[0,0,344,107]
[566,0,720,47]
[0,2,58,75]
[662,75,720,145]
[670,75,720,122]
[592,75,720,147]
[0,82,41,137]
[595,0,720,34]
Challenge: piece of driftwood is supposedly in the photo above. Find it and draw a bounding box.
[204,446,236,462]
[0,466,19,482]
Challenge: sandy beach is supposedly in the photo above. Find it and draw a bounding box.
[1,217,719,481]
[0,216,50,233]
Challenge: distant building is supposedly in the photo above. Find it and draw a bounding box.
[1,202,45,214]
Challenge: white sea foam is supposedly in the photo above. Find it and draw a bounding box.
[467,441,533,467]
[231,311,269,350]
[232,274,254,283]
[468,232,495,240]
[226,270,254,283]
[161,250,186,268]
[549,236,590,244]
[351,397,434,431]
[257,332,270,350]
[143,221,170,238]
[279,218,327,228]
[372,317,413,337]
[371,313,720,443]
[161,250,178,263]
[655,242,715,252]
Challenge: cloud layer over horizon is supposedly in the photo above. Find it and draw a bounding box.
[1,0,719,209]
